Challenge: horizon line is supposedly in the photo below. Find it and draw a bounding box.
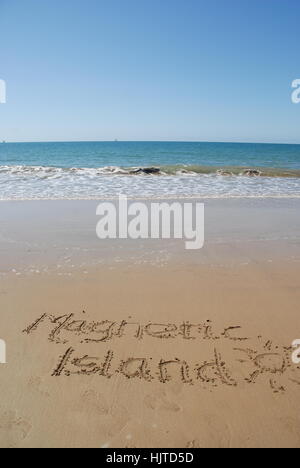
[1,139,300,146]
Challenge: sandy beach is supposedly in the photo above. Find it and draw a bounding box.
[0,198,300,448]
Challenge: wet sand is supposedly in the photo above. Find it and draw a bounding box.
[0,199,300,448]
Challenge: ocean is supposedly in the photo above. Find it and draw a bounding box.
[0,141,300,200]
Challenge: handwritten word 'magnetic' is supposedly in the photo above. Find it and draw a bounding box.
[23,312,249,345]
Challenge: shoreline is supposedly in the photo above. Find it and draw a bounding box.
[1,198,299,274]
[1,194,300,201]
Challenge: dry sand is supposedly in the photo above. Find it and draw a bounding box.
[0,199,300,448]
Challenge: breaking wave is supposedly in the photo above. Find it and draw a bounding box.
[0,164,300,200]
[1,164,300,178]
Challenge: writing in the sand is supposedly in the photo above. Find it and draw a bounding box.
[23,312,248,344]
[22,312,300,394]
[49,344,297,394]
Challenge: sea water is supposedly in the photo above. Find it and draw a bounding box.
[0,141,299,200]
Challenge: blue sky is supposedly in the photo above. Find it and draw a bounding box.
[0,0,300,143]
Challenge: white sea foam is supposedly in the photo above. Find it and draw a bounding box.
[0,165,299,200]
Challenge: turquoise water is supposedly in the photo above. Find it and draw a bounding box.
[0,141,300,199]
[1,141,300,169]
